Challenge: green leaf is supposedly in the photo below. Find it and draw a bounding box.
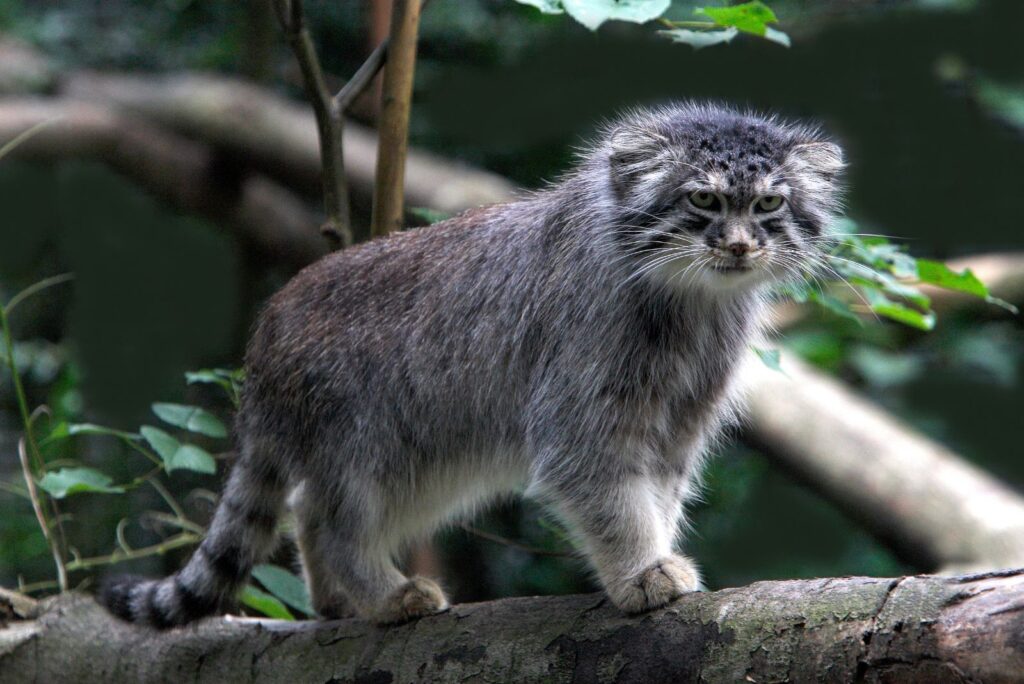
[846,267,931,310]
[697,1,778,36]
[863,290,936,331]
[39,422,140,448]
[985,296,1019,315]
[37,467,125,498]
[152,403,227,438]
[762,26,790,47]
[141,426,217,475]
[239,584,294,620]
[752,347,783,373]
[915,259,988,298]
[252,564,315,617]
[659,27,738,48]
[562,0,670,30]
[809,291,863,325]
[185,369,234,392]
[407,206,453,225]
[514,0,564,14]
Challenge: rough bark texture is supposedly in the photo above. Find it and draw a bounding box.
[2,572,1023,683]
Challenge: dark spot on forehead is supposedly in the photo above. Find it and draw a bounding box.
[675,118,786,186]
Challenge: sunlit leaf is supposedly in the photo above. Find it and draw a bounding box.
[141,426,217,474]
[152,403,227,438]
[762,26,791,47]
[252,564,315,617]
[562,0,670,30]
[38,467,124,498]
[863,290,935,331]
[659,27,738,48]
[515,0,564,14]
[239,584,294,620]
[697,1,778,36]
[915,259,988,298]
[185,369,233,391]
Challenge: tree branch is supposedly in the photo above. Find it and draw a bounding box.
[0,98,327,267]
[335,38,389,112]
[3,573,1024,681]
[273,0,351,249]
[372,0,422,237]
[744,353,1024,572]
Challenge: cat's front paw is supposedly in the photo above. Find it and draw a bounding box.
[606,555,702,614]
[373,576,449,625]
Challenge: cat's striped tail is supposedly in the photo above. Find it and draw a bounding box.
[98,446,288,628]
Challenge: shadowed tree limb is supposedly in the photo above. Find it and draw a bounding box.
[0,98,327,267]
[744,354,1024,573]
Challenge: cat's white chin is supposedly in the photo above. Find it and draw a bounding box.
[648,256,770,296]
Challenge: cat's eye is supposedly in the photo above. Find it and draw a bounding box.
[754,195,784,213]
[689,191,721,211]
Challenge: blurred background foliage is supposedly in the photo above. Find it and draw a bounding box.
[1,0,1022,608]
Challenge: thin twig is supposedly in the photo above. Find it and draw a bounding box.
[18,438,68,591]
[335,38,390,111]
[17,577,60,594]
[273,0,352,249]
[459,522,571,558]
[146,477,188,522]
[3,273,74,316]
[64,532,201,572]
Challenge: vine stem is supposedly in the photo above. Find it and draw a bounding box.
[18,438,67,591]
[2,277,75,592]
[658,18,718,29]
[64,532,201,572]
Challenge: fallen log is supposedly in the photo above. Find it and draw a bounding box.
[2,572,1022,683]
[0,98,327,268]
[745,355,1024,572]
[62,71,517,220]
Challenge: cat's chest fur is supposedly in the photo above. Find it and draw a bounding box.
[551,283,757,468]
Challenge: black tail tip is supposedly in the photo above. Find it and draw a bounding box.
[97,574,146,622]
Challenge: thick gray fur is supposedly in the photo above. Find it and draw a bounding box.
[99,102,844,627]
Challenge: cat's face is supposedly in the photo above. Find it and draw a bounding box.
[607,104,844,295]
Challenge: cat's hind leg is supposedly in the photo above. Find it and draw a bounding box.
[294,481,448,624]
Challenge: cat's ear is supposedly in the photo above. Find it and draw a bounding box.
[608,125,672,195]
[785,141,845,180]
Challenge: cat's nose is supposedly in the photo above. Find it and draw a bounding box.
[726,241,752,257]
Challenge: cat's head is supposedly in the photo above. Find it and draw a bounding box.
[602,102,844,294]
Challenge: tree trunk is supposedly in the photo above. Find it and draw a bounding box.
[2,572,1023,682]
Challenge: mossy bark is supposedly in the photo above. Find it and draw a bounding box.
[2,572,1022,683]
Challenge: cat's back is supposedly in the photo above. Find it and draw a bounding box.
[246,204,529,370]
